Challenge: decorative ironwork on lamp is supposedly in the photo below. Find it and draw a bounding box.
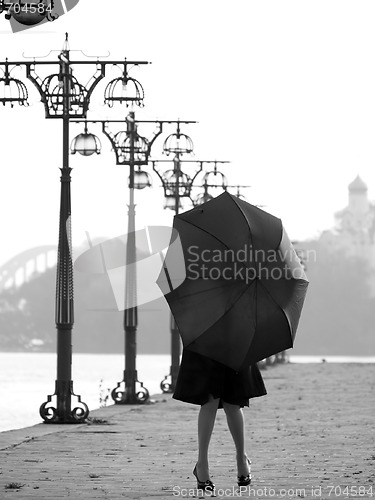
[203,164,228,189]
[192,163,228,206]
[25,36,106,119]
[163,122,194,155]
[0,59,28,107]
[162,167,193,202]
[40,72,87,115]
[104,64,145,108]
[114,128,149,165]
[233,185,248,201]
[159,123,195,209]
[193,183,214,206]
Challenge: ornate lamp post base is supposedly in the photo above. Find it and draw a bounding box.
[160,361,180,393]
[39,380,89,424]
[160,372,172,393]
[111,370,149,404]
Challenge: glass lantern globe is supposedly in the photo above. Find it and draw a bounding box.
[163,132,194,156]
[133,168,152,190]
[164,197,183,211]
[70,132,101,156]
[193,191,214,206]
[202,169,228,189]
[0,69,29,107]
[104,76,145,108]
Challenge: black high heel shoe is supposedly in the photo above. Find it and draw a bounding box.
[193,464,215,492]
[237,457,251,487]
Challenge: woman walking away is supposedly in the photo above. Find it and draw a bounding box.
[173,349,267,491]
[163,193,307,491]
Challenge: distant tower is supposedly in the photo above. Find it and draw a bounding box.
[335,175,370,233]
[348,175,369,211]
[321,175,375,265]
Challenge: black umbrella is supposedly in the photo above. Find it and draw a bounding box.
[158,191,308,371]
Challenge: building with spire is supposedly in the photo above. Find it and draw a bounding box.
[320,175,375,265]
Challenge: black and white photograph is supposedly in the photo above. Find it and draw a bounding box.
[0,1,374,499]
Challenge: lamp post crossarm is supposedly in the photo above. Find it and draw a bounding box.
[0,59,150,67]
[101,121,122,165]
[69,118,196,166]
[71,119,149,166]
[152,159,229,187]
[0,57,150,119]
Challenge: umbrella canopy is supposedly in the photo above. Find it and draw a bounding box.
[158,191,309,371]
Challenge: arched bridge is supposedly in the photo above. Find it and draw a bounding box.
[0,246,57,293]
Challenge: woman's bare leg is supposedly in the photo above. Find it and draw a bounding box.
[222,402,250,477]
[196,395,220,481]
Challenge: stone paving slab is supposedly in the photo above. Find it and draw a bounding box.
[0,363,374,499]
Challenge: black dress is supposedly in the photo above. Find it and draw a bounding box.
[173,349,267,408]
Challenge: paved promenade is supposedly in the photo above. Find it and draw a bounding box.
[0,362,374,499]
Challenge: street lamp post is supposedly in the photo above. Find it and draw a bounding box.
[71,115,196,403]
[0,34,149,422]
[153,137,230,392]
[157,124,194,393]
[102,113,158,404]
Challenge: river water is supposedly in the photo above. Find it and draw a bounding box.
[0,352,374,433]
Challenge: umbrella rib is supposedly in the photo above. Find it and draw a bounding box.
[186,279,257,335]
[162,256,174,293]
[257,279,293,335]
[226,194,255,250]
[229,195,284,250]
[185,280,258,367]
[173,279,245,300]
[177,217,248,253]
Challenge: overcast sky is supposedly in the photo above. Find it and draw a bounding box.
[1,0,375,266]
